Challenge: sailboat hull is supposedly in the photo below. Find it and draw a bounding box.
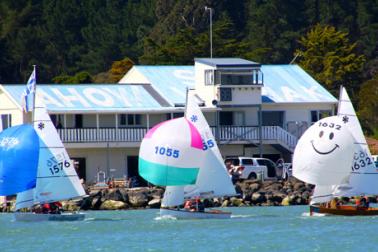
[160,208,231,219]
[310,205,378,216]
[14,212,86,221]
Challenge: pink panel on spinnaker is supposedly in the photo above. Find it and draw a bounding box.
[144,119,174,138]
[186,119,203,150]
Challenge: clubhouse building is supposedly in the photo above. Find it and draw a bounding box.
[0,58,337,184]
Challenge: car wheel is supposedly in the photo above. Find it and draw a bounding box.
[248,173,257,180]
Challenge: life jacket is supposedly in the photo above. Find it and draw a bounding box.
[184,200,192,209]
[355,198,361,206]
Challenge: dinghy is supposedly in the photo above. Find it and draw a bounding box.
[14,100,87,221]
[139,93,235,219]
[293,86,378,216]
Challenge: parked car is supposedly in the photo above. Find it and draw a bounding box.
[224,157,277,180]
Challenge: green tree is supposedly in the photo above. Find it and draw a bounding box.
[358,75,378,137]
[53,71,92,84]
[296,24,366,95]
[109,57,134,83]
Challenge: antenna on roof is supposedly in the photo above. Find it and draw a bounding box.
[205,6,213,58]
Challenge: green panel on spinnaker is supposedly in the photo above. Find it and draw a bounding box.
[139,157,199,186]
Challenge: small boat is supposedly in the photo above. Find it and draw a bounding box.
[139,92,236,219]
[14,211,85,221]
[293,86,378,216]
[159,208,231,219]
[13,99,87,221]
[309,205,378,216]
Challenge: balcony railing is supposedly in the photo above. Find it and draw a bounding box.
[58,125,297,151]
[58,127,148,143]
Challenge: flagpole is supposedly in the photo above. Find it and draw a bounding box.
[31,65,37,123]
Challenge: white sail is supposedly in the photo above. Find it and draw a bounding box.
[32,102,86,204]
[293,116,356,185]
[336,86,378,195]
[310,185,335,204]
[184,94,236,198]
[15,189,34,210]
[161,186,185,207]
[16,99,86,209]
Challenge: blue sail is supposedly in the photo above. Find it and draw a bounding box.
[0,124,40,195]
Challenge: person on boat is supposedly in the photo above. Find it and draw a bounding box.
[50,202,63,214]
[184,200,193,211]
[197,199,205,212]
[358,196,369,208]
[42,203,51,214]
[330,198,339,209]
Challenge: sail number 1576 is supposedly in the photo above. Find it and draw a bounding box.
[154,146,180,158]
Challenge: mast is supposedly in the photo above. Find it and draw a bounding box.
[31,65,37,123]
[184,87,189,117]
[337,85,343,115]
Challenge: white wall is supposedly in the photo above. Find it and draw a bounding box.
[68,147,140,184]
[194,62,217,107]
[0,89,24,125]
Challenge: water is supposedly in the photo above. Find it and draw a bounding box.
[1,206,377,251]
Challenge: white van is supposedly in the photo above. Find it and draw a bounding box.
[224,157,277,180]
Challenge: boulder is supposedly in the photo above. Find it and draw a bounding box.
[281,196,290,206]
[249,182,261,192]
[221,199,229,207]
[62,201,80,211]
[230,197,244,207]
[104,188,128,202]
[91,196,103,210]
[251,192,266,204]
[147,198,161,208]
[128,190,149,207]
[149,188,164,200]
[80,197,93,210]
[100,200,126,210]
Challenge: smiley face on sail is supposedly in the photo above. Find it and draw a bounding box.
[311,129,339,155]
[310,117,351,156]
[293,116,356,186]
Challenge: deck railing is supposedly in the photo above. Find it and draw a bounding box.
[58,125,297,151]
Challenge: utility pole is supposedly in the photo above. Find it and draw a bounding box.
[205,6,213,58]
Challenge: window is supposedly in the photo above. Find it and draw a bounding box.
[119,114,142,126]
[234,111,245,126]
[166,113,184,120]
[219,88,232,101]
[204,70,214,85]
[219,112,233,125]
[311,110,332,123]
[262,111,284,127]
[50,114,64,128]
[0,114,11,130]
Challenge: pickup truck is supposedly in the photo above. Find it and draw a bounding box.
[224,157,278,180]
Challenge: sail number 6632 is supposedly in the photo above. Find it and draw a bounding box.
[154,146,180,158]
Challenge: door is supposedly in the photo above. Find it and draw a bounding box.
[127,156,147,187]
[75,114,83,128]
[71,157,86,182]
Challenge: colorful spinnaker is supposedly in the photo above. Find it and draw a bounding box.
[139,117,204,186]
[0,124,39,195]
